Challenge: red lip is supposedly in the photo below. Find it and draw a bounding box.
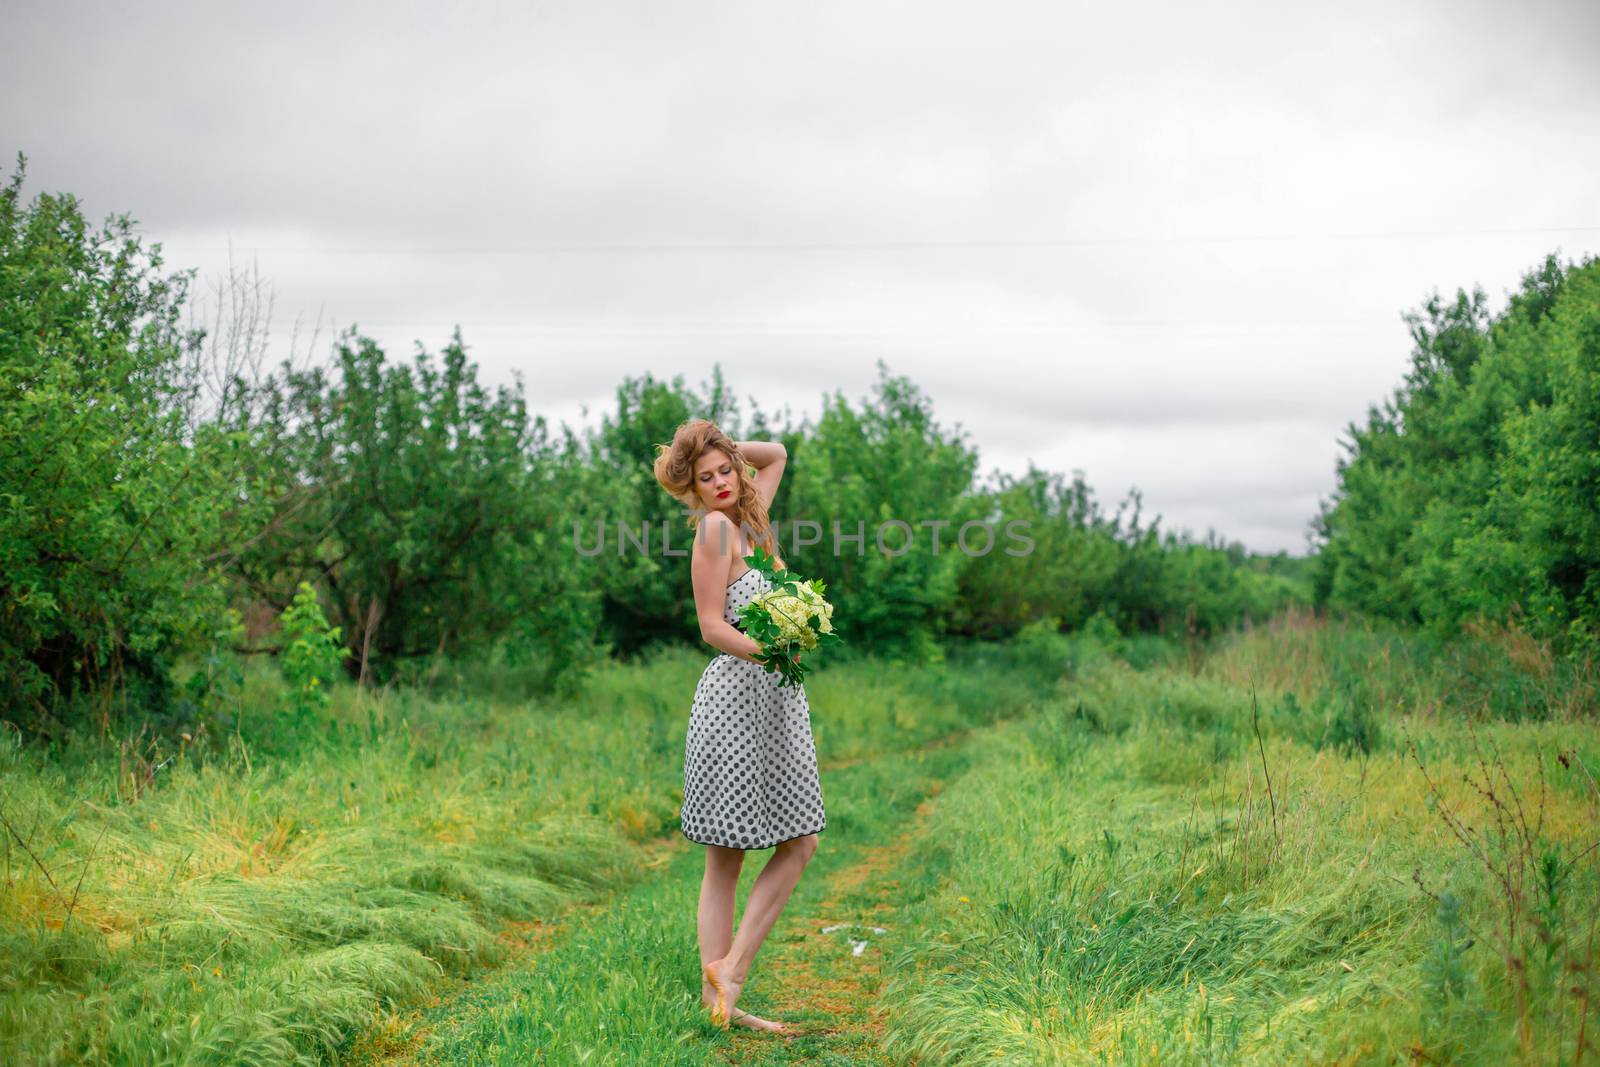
[716,490,731,499]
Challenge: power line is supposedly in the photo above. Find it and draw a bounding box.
[160,224,1600,256]
[242,319,1388,340]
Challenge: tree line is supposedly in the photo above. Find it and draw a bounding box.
[1311,250,1600,659]
[51,153,1600,744]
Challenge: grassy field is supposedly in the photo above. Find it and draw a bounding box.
[3,612,1597,1065]
[0,628,1059,1065]
[880,612,1600,1065]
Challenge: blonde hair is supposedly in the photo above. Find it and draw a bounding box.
[652,419,779,558]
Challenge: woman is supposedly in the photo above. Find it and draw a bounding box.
[652,420,826,1036]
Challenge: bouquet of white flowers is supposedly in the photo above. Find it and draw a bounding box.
[735,546,840,688]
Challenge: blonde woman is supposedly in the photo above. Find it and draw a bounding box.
[653,420,826,1035]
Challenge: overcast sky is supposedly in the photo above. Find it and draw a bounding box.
[5,0,1598,554]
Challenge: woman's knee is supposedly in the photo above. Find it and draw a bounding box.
[705,844,746,879]
[781,833,820,864]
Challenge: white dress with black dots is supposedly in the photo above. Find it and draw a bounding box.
[681,567,827,850]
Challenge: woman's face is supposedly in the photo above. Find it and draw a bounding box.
[693,449,739,513]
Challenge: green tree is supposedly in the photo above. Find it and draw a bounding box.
[0,155,252,736]
[1314,251,1600,650]
[785,361,983,662]
[276,580,347,722]
[951,465,1120,638]
[234,328,604,690]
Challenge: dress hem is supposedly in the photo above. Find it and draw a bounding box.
[679,822,826,851]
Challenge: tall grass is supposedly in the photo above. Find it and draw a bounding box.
[12,611,1585,1063]
[1205,605,1600,724]
[880,615,1600,1064]
[0,626,1080,1065]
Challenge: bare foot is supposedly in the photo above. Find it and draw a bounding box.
[729,1008,793,1034]
[702,958,743,1027]
[703,958,796,1034]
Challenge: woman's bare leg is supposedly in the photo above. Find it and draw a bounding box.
[704,833,820,1030]
[698,844,743,1004]
[698,844,786,1031]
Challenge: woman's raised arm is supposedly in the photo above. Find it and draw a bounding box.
[736,440,787,510]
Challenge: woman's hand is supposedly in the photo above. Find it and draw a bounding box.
[738,647,797,667]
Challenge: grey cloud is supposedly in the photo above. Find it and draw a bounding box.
[4,0,1598,556]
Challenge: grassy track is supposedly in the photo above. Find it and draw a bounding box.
[8,613,1597,1065]
[1,629,1061,1065]
[340,720,1005,1065]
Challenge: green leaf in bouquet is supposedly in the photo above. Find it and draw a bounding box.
[730,548,840,689]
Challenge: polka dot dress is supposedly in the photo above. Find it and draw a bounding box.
[681,567,827,850]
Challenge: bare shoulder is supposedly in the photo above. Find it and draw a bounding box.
[701,509,734,538]
[696,511,738,558]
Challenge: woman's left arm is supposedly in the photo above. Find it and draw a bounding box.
[736,440,787,509]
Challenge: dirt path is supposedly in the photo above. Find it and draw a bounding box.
[715,785,942,1063]
[339,727,980,1065]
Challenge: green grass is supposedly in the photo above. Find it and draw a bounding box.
[377,732,989,1065]
[0,627,1085,1065]
[878,623,1600,1065]
[5,612,1596,1065]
